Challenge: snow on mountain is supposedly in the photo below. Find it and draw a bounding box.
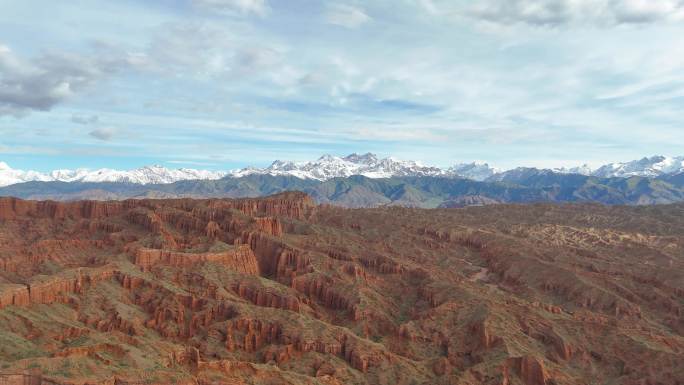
[70,165,229,185]
[553,164,593,176]
[486,156,684,181]
[0,163,227,187]
[231,153,446,181]
[485,167,559,183]
[2,154,684,188]
[447,162,500,181]
[0,162,54,187]
[592,156,684,178]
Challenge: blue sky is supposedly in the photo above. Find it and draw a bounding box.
[1,0,684,171]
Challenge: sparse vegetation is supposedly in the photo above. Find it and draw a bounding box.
[0,195,681,384]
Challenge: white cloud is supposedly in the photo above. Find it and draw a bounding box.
[71,114,99,125]
[192,0,269,17]
[325,4,372,28]
[89,127,117,141]
[3,0,684,168]
[417,0,439,15]
[142,23,285,79]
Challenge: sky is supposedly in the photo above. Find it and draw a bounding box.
[1,0,684,172]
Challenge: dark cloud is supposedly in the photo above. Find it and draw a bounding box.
[469,0,572,26]
[466,0,684,27]
[0,44,134,117]
[611,0,684,24]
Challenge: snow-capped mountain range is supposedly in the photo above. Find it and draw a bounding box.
[591,156,684,178]
[1,154,683,188]
[232,153,448,180]
[0,162,228,187]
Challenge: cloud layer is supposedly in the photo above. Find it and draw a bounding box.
[1,0,683,171]
[467,0,684,26]
[192,0,269,16]
[89,127,117,141]
[325,4,372,28]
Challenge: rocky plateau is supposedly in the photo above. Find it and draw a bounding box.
[0,193,682,384]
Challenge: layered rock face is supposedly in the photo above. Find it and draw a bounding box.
[0,197,130,220]
[0,267,117,310]
[504,356,550,385]
[0,194,682,385]
[207,191,315,220]
[0,191,313,222]
[134,246,259,275]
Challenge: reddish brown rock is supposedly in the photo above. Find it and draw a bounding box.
[274,249,311,282]
[0,284,30,308]
[231,281,300,312]
[504,356,550,385]
[418,286,440,307]
[226,318,282,352]
[292,276,358,317]
[223,318,380,373]
[0,267,117,309]
[126,210,164,233]
[0,195,682,385]
[205,221,221,238]
[432,357,450,376]
[358,255,404,274]
[327,249,353,261]
[239,231,287,275]
[211,191,315,219]
[254,217,283,237]
[470,318,502,350]
[239,231,312,281]
[119,274,145,290]
[134,246,259,275]
[0,197,130,220]
[532,301,563,315]
[0,373,48,385]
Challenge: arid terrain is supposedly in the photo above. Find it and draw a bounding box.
[0,193,682,385]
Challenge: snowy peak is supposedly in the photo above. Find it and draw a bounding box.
[232,153,445,181]
[343,152,378,165]
[0,163,228,187]
[485,156,684,182]
[554,164,593,176]
[448,162,500,181]
[593,156,684,178]
[2,154,684,188]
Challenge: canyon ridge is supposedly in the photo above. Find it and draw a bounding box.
[0,193,682,384]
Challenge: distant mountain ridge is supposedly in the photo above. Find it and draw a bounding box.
[0,162,228,187]
[1,154,683,188]
[3,172,684,208]
[592,155,684,178]
[231,153,447,181]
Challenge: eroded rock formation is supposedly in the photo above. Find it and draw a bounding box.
[134,246,259,275]
[0,195,681,384]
